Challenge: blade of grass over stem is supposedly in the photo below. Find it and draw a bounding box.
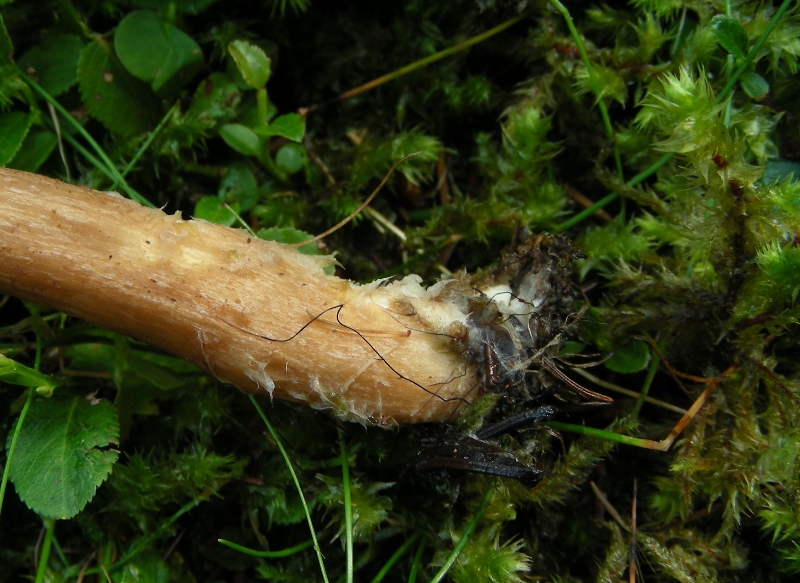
[59,132,118,183]
[249,395,330,583]
[337,15,526,101]
[288,153,420,249]
[80,497,204,576]
[631,337,662,420]
[34,518,55,583]
[223,203,258,237]
[570,368,685,414]
[110,103,178,189]
[339,429,354,583]
[49,533,68,569]
[217,538,314,558]
[0,304,44,521]
[113,499,201,566]
[670,8,689,59]
[408,535,427,583]
[549,0,622,180]
[22,74,153,207]
[429,485,494,583]
[554,192,620,233]
[554,153,673,232]
[370,532,422,583]
[27,308,53,583]
[717,0,793,102]
[113,501,196,572]
[45,102,69,182]
[626,154,675,188]
[546,421,665,450]
[0,388,35,520]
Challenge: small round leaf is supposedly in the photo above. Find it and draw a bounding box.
[219,123,260,156]
[275,143,306,175]
[604,340,651,374]
[115,10,203,95]
[740,71,769,100]
[218,162,259,210]
[228,40,271,89]
[257,227,321,256]
[710,14,749,60]
[194,195,239,226]
[266,113,305,142]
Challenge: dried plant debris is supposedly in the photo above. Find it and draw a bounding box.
[413,234,597,487]
[466,234,588,408]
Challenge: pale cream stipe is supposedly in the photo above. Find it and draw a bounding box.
[0,169,482,424]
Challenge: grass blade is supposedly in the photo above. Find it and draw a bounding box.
[249,395,330,583]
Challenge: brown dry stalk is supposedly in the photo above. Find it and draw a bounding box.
[0,168,481,424]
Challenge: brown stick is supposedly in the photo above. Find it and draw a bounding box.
[0,169,480,424]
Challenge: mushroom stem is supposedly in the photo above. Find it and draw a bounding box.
[0,168,480,424]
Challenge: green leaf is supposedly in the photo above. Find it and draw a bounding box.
[0,354,60,389]
[63,341,116,374]
[604,340,650,374]
[186,72,241,129]
[219,123,260,156]
[194,195,239,226]
[77,39,160,137]
[0,111,34,165]
[265,113,305,142]
[740,71,769,100]
[228,40,271,89]
[115,10,203,96]
[8,130,58,172]
[218,162,258,211]
[17,34,83,96]
[7,395,119,519]
[710,14,749,59]
[126,352,191,391]
[257,227,321,256]
[275,143,306,175]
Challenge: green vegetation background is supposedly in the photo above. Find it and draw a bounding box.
[1,0,800,581]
